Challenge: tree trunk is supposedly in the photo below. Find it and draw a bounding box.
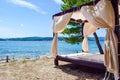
[93,32,104,54]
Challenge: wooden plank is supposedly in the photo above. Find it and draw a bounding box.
[55,53,105,70]
[53,0,100,17]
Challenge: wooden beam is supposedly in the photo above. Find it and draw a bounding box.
[111,0,120,79]
[53,0,100,17]
[93,32,104,54]
[70,18,88,23]
[57,55,106,70]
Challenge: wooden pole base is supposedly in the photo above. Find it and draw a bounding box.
[54,56,59,66]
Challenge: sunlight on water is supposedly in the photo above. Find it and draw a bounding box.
[0,40,104,59]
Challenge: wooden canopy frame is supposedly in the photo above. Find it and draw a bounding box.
[52,0,120,74]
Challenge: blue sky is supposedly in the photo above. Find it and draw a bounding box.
[0,0,105,38]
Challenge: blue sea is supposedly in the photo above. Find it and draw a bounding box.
[0,40,104,59]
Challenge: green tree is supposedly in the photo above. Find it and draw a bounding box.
[61,0,93,11]
[61,0,93,44]
[60,0,104,54]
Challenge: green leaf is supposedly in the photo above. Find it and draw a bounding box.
[60,0,92,44]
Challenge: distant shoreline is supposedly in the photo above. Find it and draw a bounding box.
[0,37,54,41]
[0,37,104,41]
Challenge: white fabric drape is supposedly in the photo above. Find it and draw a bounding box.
[71,11,86,20]
[51,13,73,58]
[82,23,97,52]
[81,0,119,79]
[104,29,119,79]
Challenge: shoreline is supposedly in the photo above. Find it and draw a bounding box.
[0,55,52,63]
[0,52,100,63]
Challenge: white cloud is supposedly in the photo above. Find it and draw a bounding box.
[54,0,63,4]
[8,0,46,14]
[20,23,24,27]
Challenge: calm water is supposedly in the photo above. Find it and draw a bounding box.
[0,40,104,59]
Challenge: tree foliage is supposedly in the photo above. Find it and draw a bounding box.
[61,0,93,44]
[62,23,83,44]
[61,0,93,11]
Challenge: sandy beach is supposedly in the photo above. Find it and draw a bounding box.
[0,57,105,80]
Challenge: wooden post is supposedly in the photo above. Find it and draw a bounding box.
[6,55,9,63]
[53,32,59,66]
[81,23,84,40]
[54,56,59,66]
[111,0,120,79]
[93,32,104,54]
[81,23,85,52]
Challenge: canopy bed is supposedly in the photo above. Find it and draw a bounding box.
[51,0,120,79]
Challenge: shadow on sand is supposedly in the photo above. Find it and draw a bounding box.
[55,63,105,80]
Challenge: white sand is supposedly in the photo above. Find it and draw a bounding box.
[0,57,104,80]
